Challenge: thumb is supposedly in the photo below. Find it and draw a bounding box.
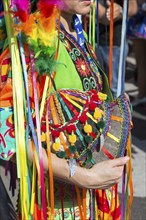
[111,156,129,167]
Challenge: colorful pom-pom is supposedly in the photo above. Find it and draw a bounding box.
[66,124,76,134]
[93,110,102,120]
[84,124,92,133]
[97,120,105,129]
[68,134,77,144]
[68,145,76,153]
[91,94,99,102]
[79,114,88,124]
[90,89,97,95]
[41,132,46,142]
[41,124,46,133]
[98,92,107,101]
[51,130,60,138]
[57,151,66,158]
[85,136,93,144]
[52,142,61,151]
[89,102,97,111]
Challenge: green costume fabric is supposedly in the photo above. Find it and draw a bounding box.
[55,40,84,91]
[54,31,112,100]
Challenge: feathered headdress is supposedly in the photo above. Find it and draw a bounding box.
[11,0,61,74]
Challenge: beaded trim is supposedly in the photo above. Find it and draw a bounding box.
[45,90,132,167]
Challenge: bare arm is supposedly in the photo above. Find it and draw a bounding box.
[28,141,129,189]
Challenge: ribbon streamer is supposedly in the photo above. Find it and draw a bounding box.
[117,0,129,97]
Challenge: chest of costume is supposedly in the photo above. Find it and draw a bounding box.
[57,28,102,92]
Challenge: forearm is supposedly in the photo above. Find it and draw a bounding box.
[28,141,90,187]
[51,153,89,188]
[27,140,129,190]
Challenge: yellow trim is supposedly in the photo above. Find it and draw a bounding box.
[107,132,120,143]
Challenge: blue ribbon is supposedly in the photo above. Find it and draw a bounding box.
[73,14,85,49]
[117,0,129,97]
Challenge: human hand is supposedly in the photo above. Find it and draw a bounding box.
[106,0,123,22]
[73,156,129,189]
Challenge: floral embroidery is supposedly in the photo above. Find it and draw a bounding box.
[59,28,103,92]
[87,43,97,60]
[75,58,90,76]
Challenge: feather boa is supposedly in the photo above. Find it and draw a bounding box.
[37,1,58,18]
[11,0,29,11]
[10,0,29,22]
[37,0,63,17]
[10,0,60,75]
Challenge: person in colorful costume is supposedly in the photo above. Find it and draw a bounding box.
[0,0,132,219]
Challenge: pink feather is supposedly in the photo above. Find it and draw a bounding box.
[11,0,29,11]
[10,0,29,22]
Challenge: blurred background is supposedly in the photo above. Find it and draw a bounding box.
[125,39,146,220]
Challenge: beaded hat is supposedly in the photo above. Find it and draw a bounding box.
[43,89,132,168]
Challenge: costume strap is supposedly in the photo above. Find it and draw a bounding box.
[109,0,114,88]
[73,14,85,49]
[117,0,129,97]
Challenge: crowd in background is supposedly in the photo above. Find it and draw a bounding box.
[91,0,146,105]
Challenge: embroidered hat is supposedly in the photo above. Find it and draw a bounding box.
[44,89,132,168]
